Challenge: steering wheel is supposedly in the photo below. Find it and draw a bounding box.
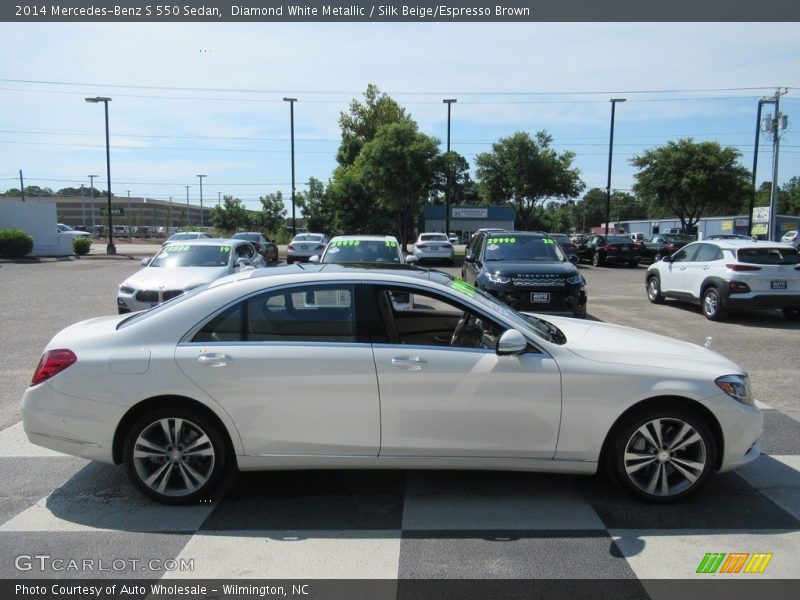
[450,312,472,346]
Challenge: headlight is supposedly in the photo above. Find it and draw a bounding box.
[566,274,584,285]
[119,285,135,294]
[485,272,511,284]
[715,374,754,406]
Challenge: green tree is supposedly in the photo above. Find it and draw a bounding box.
[298,177,337,234]
[430,151,481,206]
[632,139,751,232]
[357,121,440,249]
[475,131,585,231]
[337,84,412,166]
[210,196,251,233]
[254,191,287,235]
[779,177,800,215]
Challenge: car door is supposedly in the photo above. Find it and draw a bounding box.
[462,233,485,283]
[683,243,722,298]
[659,244,700,295]
[174,282,380,457]
[369,285,561,460]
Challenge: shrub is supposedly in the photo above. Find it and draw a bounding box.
[73,237,91,255]
[0,228,34,257]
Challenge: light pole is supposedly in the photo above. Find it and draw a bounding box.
[185,185,191,227]
[197,174,206,228]
[126,190,131,237]
[443,99,457,238]
[169,196,173,230]
[80,184,86,228]
[605,98,626,236]
[85,96,115,254]
[283,97,297,237]
[217,191,222,206]
[748,99,769,237]
[88,175,98,233]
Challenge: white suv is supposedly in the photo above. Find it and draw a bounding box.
[645,240,800,321]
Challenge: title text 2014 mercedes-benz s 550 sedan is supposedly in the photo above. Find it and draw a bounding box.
[22,265,762,504]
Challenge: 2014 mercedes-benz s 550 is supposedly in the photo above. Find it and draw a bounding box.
[23,265,762,504]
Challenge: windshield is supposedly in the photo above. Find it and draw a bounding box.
[232,233,258,241]
[323,239,401,263]
[606,236,632,244]
[664,234,692,242]
[447,277,564,344]
[737,247,800,265]
[484,235,566,262]
[149,244,232,267]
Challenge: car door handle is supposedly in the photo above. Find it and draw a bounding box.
[391,356,427,371]
[197,353,232,367]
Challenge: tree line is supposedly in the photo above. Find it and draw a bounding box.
[6,84,800,241]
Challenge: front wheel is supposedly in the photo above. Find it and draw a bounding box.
[123,407,227,504]
[702,287,727,321]
[646,276,665,304]
[654,251,663,262]
[607,406,716,503]
[592,251,604,267]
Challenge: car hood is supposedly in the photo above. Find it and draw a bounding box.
[535,315,743,375]
[482,261,577,277]
[122,266,230,291]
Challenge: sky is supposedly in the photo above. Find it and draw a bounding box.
[1,22,799,214]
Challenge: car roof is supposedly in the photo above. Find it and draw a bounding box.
[690,239,796,250]
[162,238,248,247]
[329,234,399,242]
[208,263,446,289]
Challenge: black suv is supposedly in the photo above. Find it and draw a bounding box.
[462,231,587,318]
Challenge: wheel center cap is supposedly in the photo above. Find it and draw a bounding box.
[170,450,182,463]
[658,450,670,462]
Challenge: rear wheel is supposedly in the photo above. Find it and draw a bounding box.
[607,406,716,503]
[654,251,663,262]
[701,287,727,321]
[783,308,800,321]
[646,276,665,304]
[123,407,227,504]
[592,251,604,267]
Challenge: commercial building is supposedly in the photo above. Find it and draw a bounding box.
[420,205,516,242]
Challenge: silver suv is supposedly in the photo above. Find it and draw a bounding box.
[645,240,800,321]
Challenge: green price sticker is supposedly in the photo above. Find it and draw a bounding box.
[488,237,516,244]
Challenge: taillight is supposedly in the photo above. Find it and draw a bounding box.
[416,243,428,248]
[30,349,77,386]
[442,243,452,249]
[729,281,751,294]
[288,244,294,250]
[316,245,325,250]
[726,264,762,271]
[603,245,615,252]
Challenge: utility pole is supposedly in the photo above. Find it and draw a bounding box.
[19,170,25,202]
[443,99,457,239]
[185,185,190,227]
[80,184,86,228]
[197,174,206,228]
[169,196,173,230]
[217,191,222,206]
[763,89,789,241]
[127,190,131,236]
[605,99,626,235]
[283,97,297,237]
[748,99,767,237]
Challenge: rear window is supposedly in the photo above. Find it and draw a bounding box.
[737,247,800,265]
[420,234,449,242]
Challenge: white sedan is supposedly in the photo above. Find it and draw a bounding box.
[23,266,761,504]
[116,238,264,313]
[412,232,455,265]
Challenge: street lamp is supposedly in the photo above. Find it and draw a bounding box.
[85,96,115,254]
[605,98,626,236]
[217,191,222,206]
[443,99,457,238]
[283,97,297,237]
[185,185,191,226]
[197,174,206,228]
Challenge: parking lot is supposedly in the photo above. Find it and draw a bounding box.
[0,255,798,586]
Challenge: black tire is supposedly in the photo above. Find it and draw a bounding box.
[783,308,800,321]
[286,257,293,265]
[606,405,716,503]
[573,303,588,319]
[701,287,727,321]
[654,251,663,262]
[592,251,604,267]
[646,276,665,304]
[123,407,228,505]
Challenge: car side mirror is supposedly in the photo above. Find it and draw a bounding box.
[464,253,475,263]
[404,255,418,264]
[496,329,527,355]
[237,258,250,268]
[140,258,151,267]
[661,255,673,263]
[308,255,320,263]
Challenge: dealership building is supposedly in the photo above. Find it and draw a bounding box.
[420,206,516,242]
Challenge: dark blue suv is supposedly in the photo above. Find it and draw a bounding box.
[462,231,587,318]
